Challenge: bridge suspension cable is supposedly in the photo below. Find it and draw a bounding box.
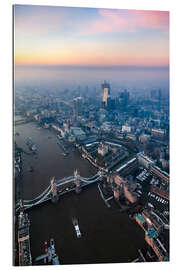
[23,185,51,204]
[79,176,100,183]
[24,189,52,208]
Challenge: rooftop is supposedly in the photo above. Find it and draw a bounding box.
[136,214,146,224]
[146,228,158,239]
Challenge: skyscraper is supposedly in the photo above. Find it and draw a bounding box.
[101,81,111,109]
[119,89,130,110]
[73,97,83,118]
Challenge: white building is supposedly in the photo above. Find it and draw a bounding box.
[122,125,131,133]
[137,152,154,169]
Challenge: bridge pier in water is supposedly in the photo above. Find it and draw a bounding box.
[50,177,59,203]
[74,169,82,194]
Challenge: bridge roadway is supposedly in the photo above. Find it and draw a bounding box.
[16,173,104,211]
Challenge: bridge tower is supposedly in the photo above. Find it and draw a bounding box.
[107,173,114,185]
[19,199,24,211]
[74,169,82,194]
[98,170,106,189]
[98,170,103,180]
[50,177,58,203]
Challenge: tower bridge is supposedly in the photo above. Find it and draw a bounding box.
[16,170,105,212]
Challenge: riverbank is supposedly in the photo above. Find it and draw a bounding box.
[15,121,97,199]
[14,120,147,265]
[27,183,147,265]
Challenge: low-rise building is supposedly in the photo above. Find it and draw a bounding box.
[151,128,165,139]
[126,133,136,141]
[70,127,86,141]
[139,134,150,143]
[135,214,146,230]
[150,165,169,183]
[122,125,131,133]
[137,152,155,169]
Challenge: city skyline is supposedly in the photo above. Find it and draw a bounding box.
[13,5,169,266]
[14,5,169,68]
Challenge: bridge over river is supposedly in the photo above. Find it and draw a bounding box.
[16,170,105,212]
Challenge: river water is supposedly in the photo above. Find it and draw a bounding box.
[15,121,147,264]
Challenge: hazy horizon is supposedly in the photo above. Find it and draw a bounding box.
[15,65,169,93]
[14,5,169,94]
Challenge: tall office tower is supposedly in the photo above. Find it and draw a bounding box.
[150,89,156,100]
[119,89,130,109]
[73,97,83,118]
[101,81,111,108]
[123,89,130,106]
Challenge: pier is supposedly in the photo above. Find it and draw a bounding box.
[34,239,60,265]
[18,209,32,266]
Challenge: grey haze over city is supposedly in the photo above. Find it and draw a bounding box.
[15,66,169,95]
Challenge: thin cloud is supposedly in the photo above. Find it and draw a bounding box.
[14,5,67,36]
[80,9,169,35]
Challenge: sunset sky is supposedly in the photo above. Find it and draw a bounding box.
[14,5,169,67]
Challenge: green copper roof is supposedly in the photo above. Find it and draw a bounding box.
[146,228,158,238]
[136,214,146,223]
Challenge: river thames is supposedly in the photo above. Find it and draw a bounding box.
[15,120,147,264]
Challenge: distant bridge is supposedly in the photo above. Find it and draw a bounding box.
[16,170,105,211]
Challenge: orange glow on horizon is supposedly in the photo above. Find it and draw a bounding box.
[14,6,169,69]
[14,52,169,67]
